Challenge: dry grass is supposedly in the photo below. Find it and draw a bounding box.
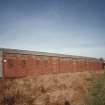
[0,71,98,105]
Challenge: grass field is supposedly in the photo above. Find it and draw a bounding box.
[0,71,103,105]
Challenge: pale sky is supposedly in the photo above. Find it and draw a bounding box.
[0,0,105,58]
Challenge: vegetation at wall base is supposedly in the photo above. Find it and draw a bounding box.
[83,72,105,105]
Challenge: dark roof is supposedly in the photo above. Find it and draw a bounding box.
[0,48,100,60]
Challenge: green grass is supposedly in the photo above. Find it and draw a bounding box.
[83,72,105,105]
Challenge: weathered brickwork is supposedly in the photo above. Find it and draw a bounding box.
[0,48,103,78]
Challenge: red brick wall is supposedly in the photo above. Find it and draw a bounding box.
[3,53,103,78]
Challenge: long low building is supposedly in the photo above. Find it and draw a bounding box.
[0,48,103,78]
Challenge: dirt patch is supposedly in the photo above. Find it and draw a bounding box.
[0,71,96,105]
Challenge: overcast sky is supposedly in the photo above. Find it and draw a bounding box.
[0,0,105,58]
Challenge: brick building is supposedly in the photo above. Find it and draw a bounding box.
[0,48,103,78]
